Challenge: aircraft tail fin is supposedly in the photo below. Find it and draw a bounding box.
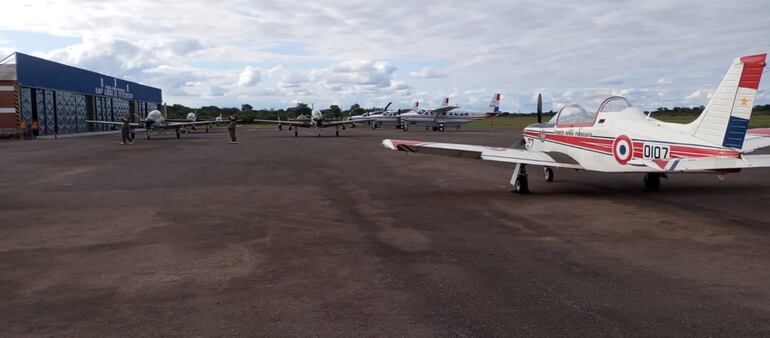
[488,93,501,113]
[689,54,766,149]
[413,100,420,110]
[441,97,450,108]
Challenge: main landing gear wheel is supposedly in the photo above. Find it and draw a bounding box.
[146,134,151,140]
[514,175,529,194]
[644,173,661,191]
[335,130,339,137]
[176,130,181,139]
[544,167,554,182]
[294,130,298,137]
[439,124,445,132]
[279,124,283,131]
[205,127,209,133]
[131,133,135,140]
[432,126,438,132]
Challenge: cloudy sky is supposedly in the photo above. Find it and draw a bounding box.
[0,0,768,112]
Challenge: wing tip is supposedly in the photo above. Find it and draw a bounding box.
[382,139,397,150]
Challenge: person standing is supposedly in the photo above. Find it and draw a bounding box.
[121,117,133,145]
[19,120,28,140]
[31,120,39,139]
[227,115,238,144]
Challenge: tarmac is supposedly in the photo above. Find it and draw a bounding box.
[1,126,769,336]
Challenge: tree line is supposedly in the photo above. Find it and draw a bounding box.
[167,102,770,122]
[167,103,378,123]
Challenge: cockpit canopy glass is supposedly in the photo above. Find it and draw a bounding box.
[549,96,633,125]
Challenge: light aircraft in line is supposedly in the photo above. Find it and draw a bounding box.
[399,93,501,132]
[254,108,357,137]
[347,102,391,128]
[383,54,770,193]
[369,101,421,129]
[87,110,221,139]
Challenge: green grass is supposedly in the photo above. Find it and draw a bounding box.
[466,115,770,129]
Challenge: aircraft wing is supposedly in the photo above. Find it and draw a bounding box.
[253,119,312,127]
[429,105,458,116]
[86,120,142,128]
[742,128,770,152]
[381,139,583,169]
[164,120,221,128]
[639,155,770,172]
[321,119,365,127]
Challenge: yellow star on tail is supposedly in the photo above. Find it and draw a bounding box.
[740,97,749,106]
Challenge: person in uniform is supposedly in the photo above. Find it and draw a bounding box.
[31,120,39,139]
[121,117,133,145]
[227,115,238,144]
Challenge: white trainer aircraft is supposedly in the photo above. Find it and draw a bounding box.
[382,54,770,193]
[400,93,501,132]
[87,110,220,139]
[255,108,356,137]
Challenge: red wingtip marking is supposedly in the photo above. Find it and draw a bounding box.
[739,53,766,90]
[389,139,424,150]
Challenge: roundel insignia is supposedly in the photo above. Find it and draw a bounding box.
[612,135,634,165]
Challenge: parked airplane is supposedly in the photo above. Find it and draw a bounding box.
[382,54,770,193]
[167,112,223,133]
[400,93,501,131]
[255,108,357,137]
[370,101,420,129]
[347,102,391,128]
[87,110,221,139]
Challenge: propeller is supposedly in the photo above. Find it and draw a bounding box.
[537,93,543,124]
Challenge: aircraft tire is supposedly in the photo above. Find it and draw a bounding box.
[644,173,660,191]
[544,167,554,182]
[146,134,150,140]
[279,125,283,131]
[514,175,529,194]
[439,126,445,132]
[432,127,438,132]
[176,130,180,139]
[335,130,339,137]
[294,130,298,137]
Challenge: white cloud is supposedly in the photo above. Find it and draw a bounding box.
[0,0,766,110]
[685,89,705,100]
[410,67,447,79]
[238,66,261,86]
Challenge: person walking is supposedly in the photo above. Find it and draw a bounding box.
[31,120,39,139]
[120,117,133,145]
[227,114,238,144]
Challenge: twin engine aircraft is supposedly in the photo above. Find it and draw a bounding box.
[87,110,222,140]
[399,93,501,131]
[255,108,357,137]
[383,54,770,193]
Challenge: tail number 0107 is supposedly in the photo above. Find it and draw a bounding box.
[642,144,670,160]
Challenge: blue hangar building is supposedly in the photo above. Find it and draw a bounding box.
[0,52,162,135]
